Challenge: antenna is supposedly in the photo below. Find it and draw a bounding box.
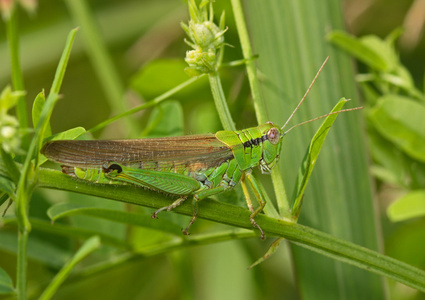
[282,106,363,136]
[281,56,329,131]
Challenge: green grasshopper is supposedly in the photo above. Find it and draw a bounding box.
[41,62,360,239]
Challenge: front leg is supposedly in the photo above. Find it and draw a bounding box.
[242,172,266,239]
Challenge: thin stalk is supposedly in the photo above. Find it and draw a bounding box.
[270,168,290,217]
[5,8,30,300]
[39,236,101,300]
[87,75,202,134]
[230,0,266,123]
[6,7,28,149]
[71,230,256,279]
[208,71,235,131]
[230,0,290,217]
[37,168,425,292]
[14,28,78,300]
[16,229,28,300]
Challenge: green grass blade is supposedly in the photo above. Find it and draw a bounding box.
[291,99,349,219]
[47,203,183,236]
[244,0,384,298]
[38,236,101,300]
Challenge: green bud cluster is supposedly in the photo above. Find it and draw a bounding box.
[0,86,26,154]
[182,0,226,76]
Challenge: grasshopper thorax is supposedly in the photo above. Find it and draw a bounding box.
[215,122,284,173]
[256,122,284,174]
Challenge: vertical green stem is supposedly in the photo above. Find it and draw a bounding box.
[6,7,29,149]
[14,28,77,300]
[5,7,30,299]
[271,167,290,217]
[230,0,290,217]
[16,229,28,300]
[208,72,236,131]
[230,0,266,124]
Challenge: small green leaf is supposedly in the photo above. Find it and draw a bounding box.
[248,238,282,269]
[130,59,189,98]
[48,203,183,236]
[369,95,425,162]
[367,128,407,187]
[360,35,398,71]
[0,147,20,184]
[291,99,349,219]
[0,193,9,207]
[0,267,14,295]
[39,127,86,166]
[50,28,79,95]
[0,174,15,195]
[32,91,51,138]
[56,127,86,140]
[0,86,25,114]
[327,31,389,71]
[142,100,184,138]
[387,190,425,222]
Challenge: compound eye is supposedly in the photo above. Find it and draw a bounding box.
[267,128,280,145]
[104,163,123,174]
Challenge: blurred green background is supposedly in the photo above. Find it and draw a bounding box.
[1,0,425,299]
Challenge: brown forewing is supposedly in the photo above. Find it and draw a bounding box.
[42,134,234,170]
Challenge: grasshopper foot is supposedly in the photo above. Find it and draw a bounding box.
[182,214,197,236]
[250,216,265,240]
[151,196,188,219]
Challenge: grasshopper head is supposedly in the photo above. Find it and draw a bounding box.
[257,122,284,174]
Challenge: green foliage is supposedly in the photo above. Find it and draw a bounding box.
[387,191,425,222]
[329,30,425,222]
[1,1,425,299]
[0,267,14,295]
[39,236,101,300]
[0,86,26,154]
[291,99,350,219]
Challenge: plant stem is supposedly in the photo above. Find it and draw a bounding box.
[5,8,31,300]
[39,236,101,300]
[208,71,235,131]
[87,75,203,134]
[230,0,290,217]
[37,168,425,292]
[14,28,78,300]
[6,7,29,149]
[69,230,256,279]
[16,229,28,300]
[270,168,290,217]
[230,0,266,124]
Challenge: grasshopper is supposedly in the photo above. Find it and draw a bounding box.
[41,60,360,238]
